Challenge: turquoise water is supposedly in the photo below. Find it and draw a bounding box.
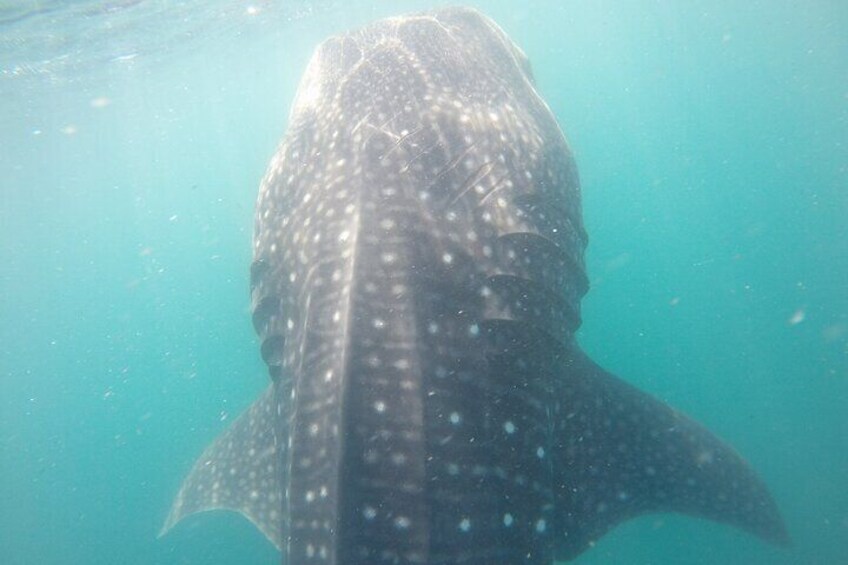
[1,1,845,563]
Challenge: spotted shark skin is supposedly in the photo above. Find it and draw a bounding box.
[161,7,788,564]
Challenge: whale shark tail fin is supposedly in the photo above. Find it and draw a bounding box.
[552,348,789,560]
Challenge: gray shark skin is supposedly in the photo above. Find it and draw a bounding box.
[161,7,788,564]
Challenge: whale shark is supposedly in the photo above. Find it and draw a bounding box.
[161,7,788,564]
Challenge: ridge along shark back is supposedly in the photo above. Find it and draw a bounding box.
[161,7,788,564]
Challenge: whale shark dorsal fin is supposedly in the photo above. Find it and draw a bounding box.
[160,385,287,549]
[552,348,789,560]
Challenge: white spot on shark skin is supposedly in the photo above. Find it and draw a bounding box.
[391,284,406,296]
[503,513,514,527]
[504,420,516,434]
[458,518,471,532]
[363,506,377,520]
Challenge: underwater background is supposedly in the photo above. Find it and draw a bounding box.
[0,1,845,563]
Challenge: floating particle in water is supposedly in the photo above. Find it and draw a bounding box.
[90,96,111,108]
[788,308,806,326]
[822,324,846,343]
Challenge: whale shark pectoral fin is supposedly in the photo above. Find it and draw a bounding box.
[160,385,287,550]
[552,348,789,561]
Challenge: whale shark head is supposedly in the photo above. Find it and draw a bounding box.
[161,7,788,564]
